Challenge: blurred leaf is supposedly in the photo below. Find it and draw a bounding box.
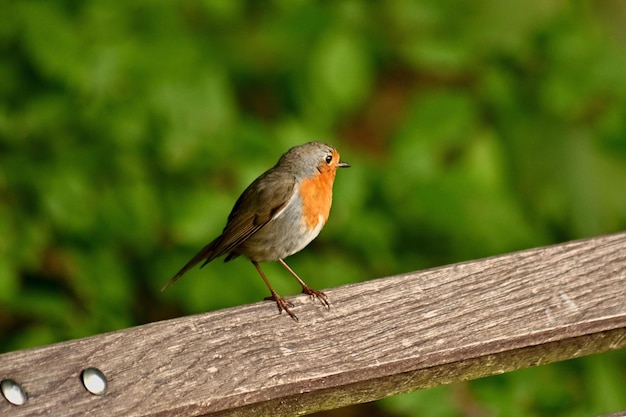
[308,28,373,116]
[380,385,460,417]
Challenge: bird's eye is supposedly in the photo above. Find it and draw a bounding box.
[325,154,333,164]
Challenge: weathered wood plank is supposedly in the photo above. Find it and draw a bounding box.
[1,232,625,417]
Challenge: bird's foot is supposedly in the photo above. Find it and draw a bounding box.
[301,286,330,310]
[265,294,298,321]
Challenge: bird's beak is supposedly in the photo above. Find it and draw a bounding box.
[338,161,350,168]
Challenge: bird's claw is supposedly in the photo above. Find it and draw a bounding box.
[301,287,330,310]
[265,294,298,321]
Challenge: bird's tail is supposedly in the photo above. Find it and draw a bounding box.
[161,238,221,291]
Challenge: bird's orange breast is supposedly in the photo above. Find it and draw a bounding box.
[298,169,336,231]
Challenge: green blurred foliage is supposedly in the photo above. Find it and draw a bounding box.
[1,0,625,416]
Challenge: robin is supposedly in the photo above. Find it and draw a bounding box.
[162,141,350,321]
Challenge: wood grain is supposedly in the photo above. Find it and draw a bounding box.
[1,233,625,417]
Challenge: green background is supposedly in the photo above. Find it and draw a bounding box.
[1,1,625,416]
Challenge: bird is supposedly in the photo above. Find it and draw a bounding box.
[162,141,350,321]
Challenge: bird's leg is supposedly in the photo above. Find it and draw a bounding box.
[277,259,330,310]
[251,261,298,321]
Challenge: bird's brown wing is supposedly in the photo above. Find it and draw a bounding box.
[161,170,296,291]
[211,169,296,259]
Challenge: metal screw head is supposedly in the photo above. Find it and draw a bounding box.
[1,379,27,405]
[81,368,107,396]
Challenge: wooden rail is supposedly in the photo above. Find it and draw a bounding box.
[1,232,625,416]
